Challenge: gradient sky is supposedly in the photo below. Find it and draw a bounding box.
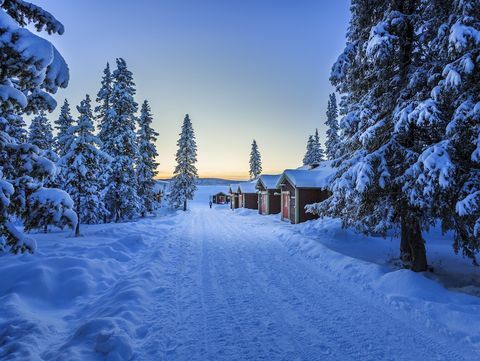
[35,0,350,180]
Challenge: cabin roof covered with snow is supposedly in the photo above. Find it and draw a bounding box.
[256,174,281,190]
[238,181,258,194]
[276,162,335,189]
[229,184,241,193]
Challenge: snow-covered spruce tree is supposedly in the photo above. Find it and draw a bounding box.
[59,95,110,236]
[249,139,262,180]
[94,62,114,221]
[28,110,58,188]
[169,114,198,211]
[401,0,480,264]
[311,129,325,164]
[137,100,159,216]
[308,1,436,271]
[325,93,340,159]
[28,110,54,151]
[0,1,76,252]
[53,99,74,189]
[54,99,74,157]
[303,135,315,166]
[96,62,113,148]
[105,58,141,221]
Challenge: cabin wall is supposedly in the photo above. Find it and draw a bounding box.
[268,189,281,214]
[243,193,258,209]
[297,189,330,223]
[230,194,240,209]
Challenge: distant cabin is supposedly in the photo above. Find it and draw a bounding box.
[152,180,169,204]
[256,174,281,215]
[212,192,229,204]
[238,182,258,209]
[276,164,334,224]
[228,184,241,209]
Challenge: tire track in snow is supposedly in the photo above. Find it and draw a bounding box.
[219,210,470,361]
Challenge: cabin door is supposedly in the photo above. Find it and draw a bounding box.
[282,192,290,221]
[262,193,268,214]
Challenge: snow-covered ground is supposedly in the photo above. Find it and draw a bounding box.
[0,186,479,360]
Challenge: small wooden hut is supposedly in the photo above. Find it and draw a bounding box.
[212,192,229,204]
[276,164,334,224]
[238,182,258,209]
[228,184,241,209]
[256,174,281,215]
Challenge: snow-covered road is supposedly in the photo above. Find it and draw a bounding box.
[1,190,478,360]
[131,205,472,361]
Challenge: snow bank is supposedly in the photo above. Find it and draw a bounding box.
[0,214,177,360]
[271,217,480,352]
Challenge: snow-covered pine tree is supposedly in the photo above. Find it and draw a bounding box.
[28,110,54,151]
[28,110,58,188]
[96,62,113,147]
[308,1,435,271]
[54,99,74,157]
[105,58,141,221]
[249,139,262,180]
[59,95,110,236]
[401,0,480,264]
[169,114,198,211]
[324,93,340,159]
[311,129,325,164]
[53,99,74,189]
[303,135,315,166]
[137,100,159,216]
[94,62,114,221]
[0,1,76,252]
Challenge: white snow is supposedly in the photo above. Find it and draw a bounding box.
[0,186,478,360]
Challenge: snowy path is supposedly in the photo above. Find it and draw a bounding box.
[1,197,478,360]
[132,206,472,361]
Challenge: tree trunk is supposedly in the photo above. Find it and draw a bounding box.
[75,219,80,237]
[401,215,428,272]
[183,199,187,212]
[75,196,81,237]
[400,217,412,264]
[43,224,48,233]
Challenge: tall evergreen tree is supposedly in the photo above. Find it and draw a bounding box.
[54,99,74,189]
[96,62,113,147]
[308,0,435,271]
[401,0,480,263]
[303,130,325,166]
[104,58,140,221]
[0,1,76,252]
[303,135,315,166]
[169,114,198,211]
[311,129,325,164]
[28,111,54,151]
[54,99,74,157]
[137,100,159,216]
[325,93,340,159]
[59,95,110,235]
[249,139,262,180]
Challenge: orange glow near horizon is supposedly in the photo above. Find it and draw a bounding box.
[155,168,289,181]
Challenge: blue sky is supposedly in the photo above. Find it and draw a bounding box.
[36,0,350,179]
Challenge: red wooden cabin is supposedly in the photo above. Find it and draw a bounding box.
[238,182,258,209]
[276,164,334,224]
[256,174,281,215]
